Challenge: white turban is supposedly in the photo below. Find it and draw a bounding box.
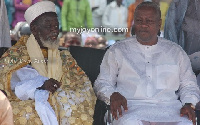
[24,1,56,25]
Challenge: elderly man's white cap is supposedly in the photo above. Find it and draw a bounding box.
[24,1,56,25]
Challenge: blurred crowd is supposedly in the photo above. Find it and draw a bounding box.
[3,0,172,50]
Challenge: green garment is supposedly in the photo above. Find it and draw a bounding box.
[61,0,93,32]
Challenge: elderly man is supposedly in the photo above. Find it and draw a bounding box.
[94,2,200,125]
[0,1,96,125]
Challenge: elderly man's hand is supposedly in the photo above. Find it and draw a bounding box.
[180,103,196,125]
[110,92,128,120]
[39,78,61,93]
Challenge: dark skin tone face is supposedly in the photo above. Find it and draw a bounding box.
[31,12,59,48]
[30,13,61,93]
[134,6,161,45]
[85,40,98,48]
[64,38,81,47]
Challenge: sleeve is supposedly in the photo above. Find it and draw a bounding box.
[92,0,107,17]
[14,0,29,11]
[164,0,188,48]
[0,91,14,125]
[61,0,68,31]
[85,0,93,28]
[178,49,200,106]
[163,1,178,43]
[94,48,119,105]
[11,67,49,100]
[34,89,58,125]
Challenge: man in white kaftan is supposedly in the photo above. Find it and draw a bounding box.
[102,0,127,40]
[88,0,107,29]
[94,2,200,125]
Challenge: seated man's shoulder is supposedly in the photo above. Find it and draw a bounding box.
[159,37,183,51]
[108,36,137,51]
[60,49,70,55]
[1,36,29,57]
[60,49,74,60]
[0,36,30,70]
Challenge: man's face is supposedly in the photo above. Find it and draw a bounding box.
[64,38,81,47]
[134,6,161,45]
[37,13,59,49]
[85,40,98,48]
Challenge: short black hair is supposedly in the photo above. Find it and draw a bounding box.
[134,1,161,20]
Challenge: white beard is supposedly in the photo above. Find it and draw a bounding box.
[39,33,59,49]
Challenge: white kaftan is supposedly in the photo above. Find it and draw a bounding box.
[94,36,200,124]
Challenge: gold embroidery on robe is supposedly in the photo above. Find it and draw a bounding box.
[0,36,97,125]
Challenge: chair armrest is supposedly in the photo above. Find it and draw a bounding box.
[104,104,114,125]
[195,109,200,125]
[93,99,108,125]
